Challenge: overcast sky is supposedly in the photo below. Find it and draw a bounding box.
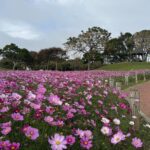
[0,0,149,51]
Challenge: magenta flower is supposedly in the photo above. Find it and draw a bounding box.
[9,142,20,150]
[37,84,46,94]
[119,103,127,110]
[11,113,24,121]
[44,116,54,124]
[1,127,12,135]
[48,133,67,150]
[0,121,11,128]
[49,94,62,106]
[24,126,39,140]
[76,129,93,139]
[132,137,143,148]
[46,106,55,114]
[80,137,92,150]
[30,103,41,110]
[111,131,125,144]
[27,91,36,100]
[66,135,75,145]
[12,93,22,100]
[0,106,9,113]
[0,140,10,149]
[66,112,74,119]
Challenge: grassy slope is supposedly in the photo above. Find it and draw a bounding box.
[99,62,150,71]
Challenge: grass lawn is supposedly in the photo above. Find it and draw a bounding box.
[99,62,150,71]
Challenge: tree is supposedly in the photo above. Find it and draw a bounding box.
[133,30,150,61]
[38,47,67,70]
[64,27,111,70]
[119,32,134,61]
[0,43,32,70]
[104,38,126,62]
[104,32,134,63]
[82,50,103,64]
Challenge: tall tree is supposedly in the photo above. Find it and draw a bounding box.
[0,43,32,70]
[133,30,150,61]
[119,32,134,61]
[64,26,111,70]
[38,47,67,70]
[104,38,126,62]
[104,32,134,63]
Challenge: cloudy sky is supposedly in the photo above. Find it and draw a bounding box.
[0,0,149,51]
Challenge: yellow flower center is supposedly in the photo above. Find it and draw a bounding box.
[11,146,15,150]
[84,141,88,145]
[30,131,34,136]
[56,141,61,145]
[116,137,120,142]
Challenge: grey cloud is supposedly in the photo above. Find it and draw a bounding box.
[0,0,149,51]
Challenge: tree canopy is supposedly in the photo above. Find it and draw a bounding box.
[0,43,33,70]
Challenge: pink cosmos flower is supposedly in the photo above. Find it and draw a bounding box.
[30,103,41,110]
[76,129,93,139]
[46,106,55,114]
[36,93,44,101]
[48,133,67,150]
[12,93,22,101]
[0,121,11,128]
[0,140,10,149]
[80,137,92,150]
[111,131,125,144]
[66,112,74,119]
[1,127,11,135]
[22,107,31,115]
[24,126,39,140]
[101,126,112,136]
[66,135,75,145]
[11,113,24,121]
[44,116,54,124]
[49,95,62,106]
[119,103,127,110]
[0,106,9,113]
[131,137,143,148]
[9,142,20,150]
[27,91,36,100]
[37,84,46,94]
[12,101,21,107]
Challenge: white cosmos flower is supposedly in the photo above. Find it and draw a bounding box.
[145,124,150,128]
[129,121,134,125]
[101,126,112,136]
[101,117,110,124]
[113,118,120,125]
[132,116,137,119]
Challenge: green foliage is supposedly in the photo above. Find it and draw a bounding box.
[0,43,33,70]
[0,58,13,69]
[100,62,150,71]
[82,50,103,64]
[65,27,110,69]
[104,32,134,62]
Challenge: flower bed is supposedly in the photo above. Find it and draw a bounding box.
[0,71,150,150]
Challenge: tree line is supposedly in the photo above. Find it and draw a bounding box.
[0,27,150,70]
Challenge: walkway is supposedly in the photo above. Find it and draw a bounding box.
[125,81,150,121]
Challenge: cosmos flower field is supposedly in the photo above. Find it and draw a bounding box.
[0,70,150,150]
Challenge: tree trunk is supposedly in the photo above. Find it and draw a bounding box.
[88,60,90,70]
[13,62,17,70]
[55,61,58,71]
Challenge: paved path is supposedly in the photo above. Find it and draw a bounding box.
[125,81,150,120]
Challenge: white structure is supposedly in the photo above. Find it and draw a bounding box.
[146,54,150,62]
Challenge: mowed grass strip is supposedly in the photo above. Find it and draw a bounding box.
[99,62,150,71]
